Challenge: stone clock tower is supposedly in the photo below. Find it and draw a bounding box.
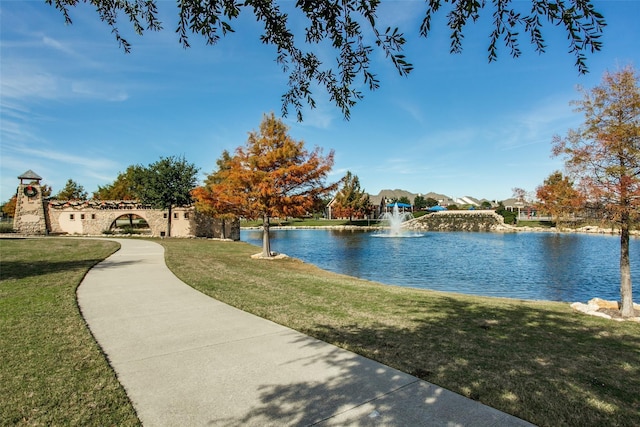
[14,170,48,235]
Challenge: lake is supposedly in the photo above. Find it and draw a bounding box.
[241,229,640,303]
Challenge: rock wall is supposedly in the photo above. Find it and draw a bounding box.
[43,200,239,239]
[193,215,240,240]
[407,210,508,232]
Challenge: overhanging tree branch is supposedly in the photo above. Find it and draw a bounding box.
[47,0,606,120]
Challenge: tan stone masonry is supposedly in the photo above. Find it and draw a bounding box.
[12,171,238,239]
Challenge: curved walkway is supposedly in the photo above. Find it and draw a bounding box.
[78,239,534,426]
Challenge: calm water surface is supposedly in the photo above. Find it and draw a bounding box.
[241,229,640,302]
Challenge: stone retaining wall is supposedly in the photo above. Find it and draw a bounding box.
[407,210,508,232]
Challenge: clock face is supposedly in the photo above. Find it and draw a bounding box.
[24,185,38,197]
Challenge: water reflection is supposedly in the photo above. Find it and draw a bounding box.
[241,229,639,302]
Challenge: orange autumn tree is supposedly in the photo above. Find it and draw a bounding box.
[193,113,336,257]
[2,195,17,218]
[553,66,640,318]
[535,171,585,225]
[332,171,370,222]
[191,150,238,239]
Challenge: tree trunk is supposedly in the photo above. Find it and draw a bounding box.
[166,205,172,237]
[619,217,634,317]
[262,213,272,258]
[220,219,226,240]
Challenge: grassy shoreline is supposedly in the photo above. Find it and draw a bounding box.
[160,238,640,427]
[1,236,638,426]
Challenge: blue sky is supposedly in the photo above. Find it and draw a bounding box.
[1,1,639,204]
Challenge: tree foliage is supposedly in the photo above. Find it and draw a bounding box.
[480,200,493,209]
[414,195,427,210]
[193,112,335,257]
[397,196,411,206]
[332,171,370,221]
[511,187,529,204]
[535,171,584,224]
[191,150,235,218]
[495,202,516,224]
[46,0,606,121]
[41,184,53,198]
[55,179,88,200]
[138,156,199,236]
[425,197,439,208]
[93,165,146,200]
[2,196,17,218]
[553,65,640,317]
[191,150,238,238]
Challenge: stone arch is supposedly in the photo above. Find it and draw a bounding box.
[100,210,166,236]
[39,193,239,239]
[108,212,151,234]
[15,171,238,239]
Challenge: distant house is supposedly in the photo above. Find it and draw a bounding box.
[328,189,416,220]
[501,198,525,211]
[423,192,456,207]
[375,189,417,202]
[478,198,497,208]
[501,198,538,218]
[327,187,500,219]
[454,196,481,207]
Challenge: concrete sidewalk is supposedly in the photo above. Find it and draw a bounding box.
[78,239,534,426]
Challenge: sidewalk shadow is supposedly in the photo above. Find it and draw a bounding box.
[207,333,510,427]
[209,297,639,426]
[302,297,640,426]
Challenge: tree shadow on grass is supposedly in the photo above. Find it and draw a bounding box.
[208,331,522,427]
[0,259,138,281]
[302,297,640,427]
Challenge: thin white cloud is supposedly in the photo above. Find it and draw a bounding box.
[296,106,336,130]
[286,85,339,130]
[5,143,118,171]
[71,80,129,102]
[0,99,32,119]
[1,59,129,103]
[496,93,579,151]
[0,119,39,144]
[396,100,425,124]
[417,127,478,152]
[42,35,77,56]
[0,66,62,100]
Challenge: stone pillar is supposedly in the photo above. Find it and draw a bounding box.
[14,170,48,235]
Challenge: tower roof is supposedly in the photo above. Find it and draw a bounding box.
[18,170,42,181]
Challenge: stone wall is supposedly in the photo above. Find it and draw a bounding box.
[44,200,239,239]
[193,215,240,240]
[407,210,508,232]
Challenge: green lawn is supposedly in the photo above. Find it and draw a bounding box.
[515,219,556,228]
[2,236,638,427]
[160,238,640,427]
[0,238,140,426]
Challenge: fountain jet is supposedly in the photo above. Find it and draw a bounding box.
[374,203,422,237]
